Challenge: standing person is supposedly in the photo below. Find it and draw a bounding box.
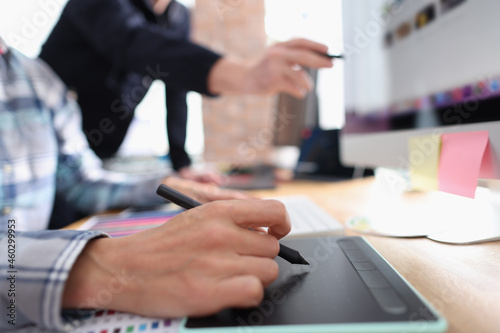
[39,0,334,183]
[41,0,215,182]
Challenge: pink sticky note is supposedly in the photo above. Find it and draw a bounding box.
[438,131,490,198]
[479,141,498,179]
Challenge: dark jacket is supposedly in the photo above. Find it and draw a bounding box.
[40,0,221,169]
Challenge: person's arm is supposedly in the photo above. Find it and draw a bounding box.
[64,0,221,95]
[63,1,333,98]
[52,79,243,213]
[208,38,334,98]
[62,199,291,318]
[0,229,108,331]
[36,54,242,215]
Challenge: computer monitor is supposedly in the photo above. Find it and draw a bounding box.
[339,0,500,244]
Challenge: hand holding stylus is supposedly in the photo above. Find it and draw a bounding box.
[156,184,309,265]
[64,192,294,318]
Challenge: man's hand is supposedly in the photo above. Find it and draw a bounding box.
[62,200,291,317]
[208,38,334,98]
[162,175,251,203]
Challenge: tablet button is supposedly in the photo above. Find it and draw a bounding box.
[369,288,408,315]
[343,249,369,262]
[358,269,390,288]
[352,261,376,271]
[337,238,359,250]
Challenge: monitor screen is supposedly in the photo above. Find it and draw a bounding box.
[340,0,500,170]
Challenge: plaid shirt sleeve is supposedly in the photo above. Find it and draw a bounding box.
[53,92,168,214]
[50,72,168,214]
[0,44,170,331]
[27,45,168,216]
[0,229,108,332]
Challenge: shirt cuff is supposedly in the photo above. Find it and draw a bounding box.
[0,230,108,332]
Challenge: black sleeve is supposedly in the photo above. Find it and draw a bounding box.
[64,0,222,95]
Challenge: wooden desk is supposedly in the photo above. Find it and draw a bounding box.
[250,177,500,333]
[70,177,500,332]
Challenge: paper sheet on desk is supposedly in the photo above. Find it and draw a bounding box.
[344,182,463,238]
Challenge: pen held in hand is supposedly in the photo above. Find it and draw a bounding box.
[318,52,344,59]
[156,184,309,265]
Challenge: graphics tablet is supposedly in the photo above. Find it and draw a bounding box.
[180,236,447,333]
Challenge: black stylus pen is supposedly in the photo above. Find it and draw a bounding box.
[156,184,309,265]
[317,52,344,59]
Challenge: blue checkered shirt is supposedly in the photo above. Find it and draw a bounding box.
[0,42,167,332]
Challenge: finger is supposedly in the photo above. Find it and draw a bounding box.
[162,176,207,202]
[196,215,279,258]
[213,255,279,287]
[181,183,231,203]
[279,38,329,53]
[251,226,267,233]
[198,172,224,185]
[217,200,291,239]
[269,65,307,98]
[231,228,280,258]
[206,187,252,201]
[282,67,314,94]
[266,73,304,98]
[213,275,264,310]
[281,48,333,68]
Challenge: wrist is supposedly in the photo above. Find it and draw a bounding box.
[207,57,252,94]
[62,237,116,309]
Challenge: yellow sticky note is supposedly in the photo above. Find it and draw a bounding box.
[408,134,441,191]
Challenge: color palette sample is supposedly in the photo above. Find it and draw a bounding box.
[70,310,181,333]
[78,208,184,237]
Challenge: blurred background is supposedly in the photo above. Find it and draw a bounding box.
[0,0,344,171]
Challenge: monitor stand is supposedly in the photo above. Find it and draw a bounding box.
[346,171,500,245]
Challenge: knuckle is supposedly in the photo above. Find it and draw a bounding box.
[183,274,208,301]
[260,235,280,257]
[265,259,279,282]
[269,200,287,219]
[243,277,264,304]
[267,48,283,61]
[225,200,239,216]
[207,225,232,247]
[269,238,280,256]
[204,200,230,217]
